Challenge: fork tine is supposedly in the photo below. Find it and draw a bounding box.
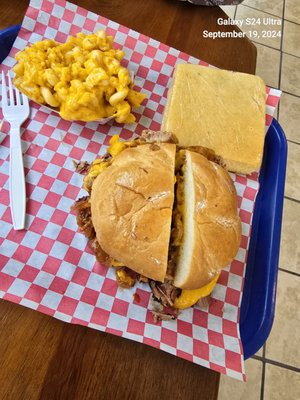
[15,87,21,105]
[21,91,29,107]
[1,71,8,105]
[7,72,15,106]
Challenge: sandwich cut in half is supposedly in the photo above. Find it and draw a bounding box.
[73,130,241,321]
[91,138,176,283]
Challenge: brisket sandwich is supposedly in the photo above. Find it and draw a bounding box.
[73,130,241,321]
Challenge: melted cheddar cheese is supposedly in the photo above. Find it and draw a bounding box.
[83,135,129,191]
[174,273,220,309]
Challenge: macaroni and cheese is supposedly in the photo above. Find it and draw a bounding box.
[13,30,146,122]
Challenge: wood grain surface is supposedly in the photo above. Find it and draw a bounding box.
[0,1,257,399]
[0,299,221,400]
[0,0,257,73]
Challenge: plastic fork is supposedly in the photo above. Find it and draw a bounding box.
[1,71,29,230]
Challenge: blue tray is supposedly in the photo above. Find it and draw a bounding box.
[0,25,287,360]
[240,119,287,358]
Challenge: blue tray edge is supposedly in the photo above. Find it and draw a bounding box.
[0,25,21,63]
[240,119,287,359]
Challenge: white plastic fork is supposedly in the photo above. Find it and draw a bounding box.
[1,71,30,230]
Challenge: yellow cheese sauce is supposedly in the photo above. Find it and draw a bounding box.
[83,135,128,191]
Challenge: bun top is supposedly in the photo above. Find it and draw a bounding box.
[174,150,241,290]
[90,143,176,282]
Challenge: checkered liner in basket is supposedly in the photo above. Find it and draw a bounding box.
[0,0,280,381]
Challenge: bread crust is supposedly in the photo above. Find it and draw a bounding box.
[90,143,176,282]
[174,151,241,289]
[162,64,266,174]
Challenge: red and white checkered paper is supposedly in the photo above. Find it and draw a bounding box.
[0,0,281,381]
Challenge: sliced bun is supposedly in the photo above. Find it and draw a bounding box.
[90,143,176,282]
[174,151,241,290]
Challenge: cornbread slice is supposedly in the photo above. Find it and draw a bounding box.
[162,64,266,174]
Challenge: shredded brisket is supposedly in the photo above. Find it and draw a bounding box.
[152,311,176,323]
[140,129,178,144]
[149,280,181,308]
[151,303,180,323]
[72,196,95,240]
[196,295,212,309]
[72,160,90,174]
[89,238,111,266]
[72,196,111,265]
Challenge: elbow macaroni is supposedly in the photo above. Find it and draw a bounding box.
[13,31,146,123]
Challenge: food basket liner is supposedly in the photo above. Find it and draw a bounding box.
[0,0,281,381]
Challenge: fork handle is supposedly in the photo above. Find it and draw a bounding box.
[9,125,26,230]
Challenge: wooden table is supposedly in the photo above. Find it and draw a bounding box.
[0,1,256,399]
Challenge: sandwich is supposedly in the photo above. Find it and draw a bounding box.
[73,130,241,321]
[162,64,266,174]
